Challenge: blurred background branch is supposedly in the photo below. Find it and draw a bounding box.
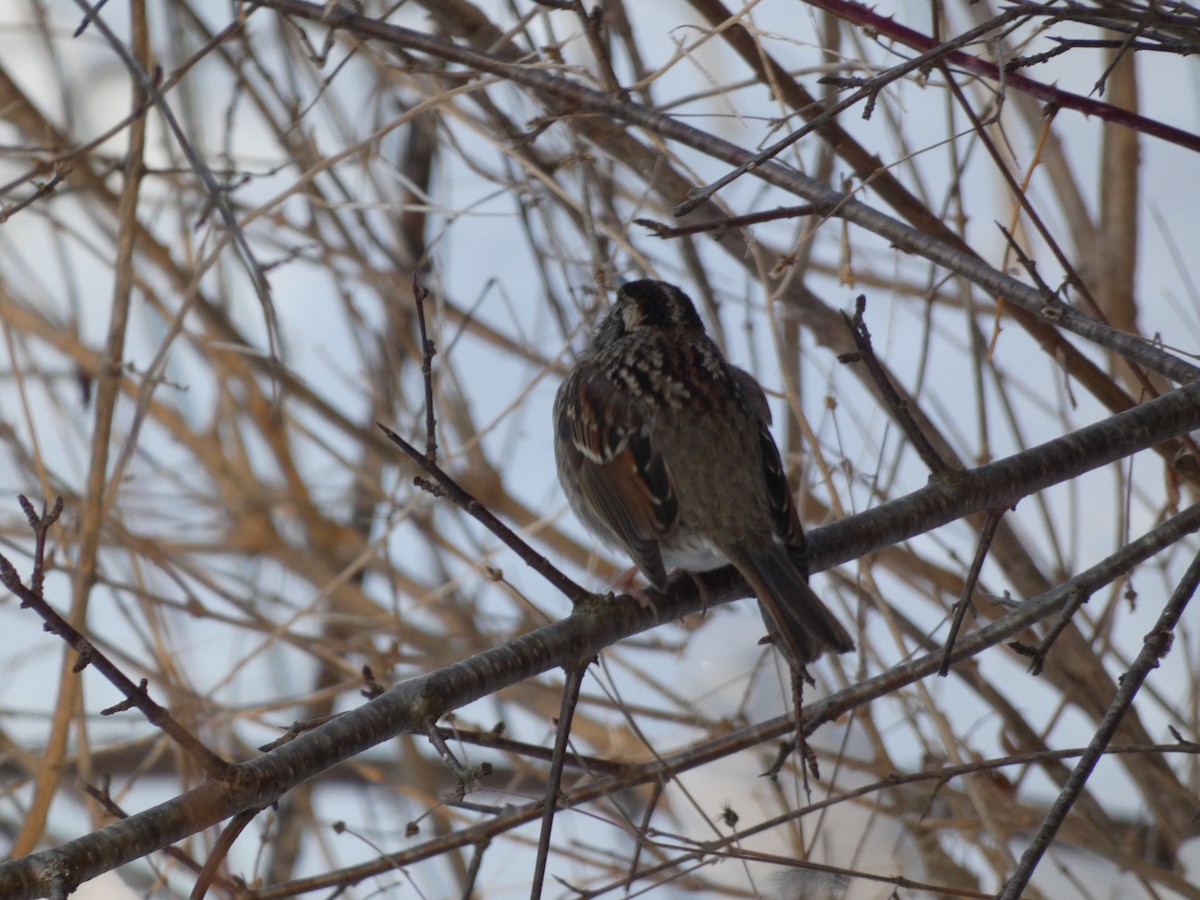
[0,1,1197,897]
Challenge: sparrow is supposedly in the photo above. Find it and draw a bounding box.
[553,279,854,668]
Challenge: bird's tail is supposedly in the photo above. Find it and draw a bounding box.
[727,544,854,668]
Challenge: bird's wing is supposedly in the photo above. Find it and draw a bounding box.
[556,363,679,588]
[731,367,806,555]
[727,368,854,664]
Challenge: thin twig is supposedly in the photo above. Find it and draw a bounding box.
[378,423,591,602]
[998,549,1200,899]
[0,167,70,224]
[81,780,240,888]
[426,725,468,780]
[530,661,590,900]
[413,275,438,461]
[674,7,1030,216]
[1026,586,1093,675]
[623,778,666,891]
[460,838,490,900]
[429,725,626,775]
[70,0,280,375]
[840,296,951,475]
[940,508,1005,676]
[190,809,260,900]
[572,2,626,100]
[636,204,823,238]
[1091,16,1146,97]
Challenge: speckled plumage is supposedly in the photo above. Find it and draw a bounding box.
[554,279,853,667]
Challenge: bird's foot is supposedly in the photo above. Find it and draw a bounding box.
[617,566,657,610]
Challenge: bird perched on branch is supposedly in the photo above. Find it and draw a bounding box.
[553,279,853,669]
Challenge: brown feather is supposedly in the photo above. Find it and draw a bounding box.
[555,361,679,588]
[554,279,855,667]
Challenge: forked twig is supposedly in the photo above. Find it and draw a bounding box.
[383,279,590,604]
[379,426,590,603]
[839,295,951,475]
[1025,587,1094,675]
[1,497,234,780]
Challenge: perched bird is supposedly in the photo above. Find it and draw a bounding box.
[553,279,854,668]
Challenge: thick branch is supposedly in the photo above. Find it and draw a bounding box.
[3,375,1200,898]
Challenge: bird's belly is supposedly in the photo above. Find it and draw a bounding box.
[659,530,729,572]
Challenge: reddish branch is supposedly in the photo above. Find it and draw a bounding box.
[804,0,1200,153]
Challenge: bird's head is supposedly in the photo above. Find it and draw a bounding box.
[615,280,705,333]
